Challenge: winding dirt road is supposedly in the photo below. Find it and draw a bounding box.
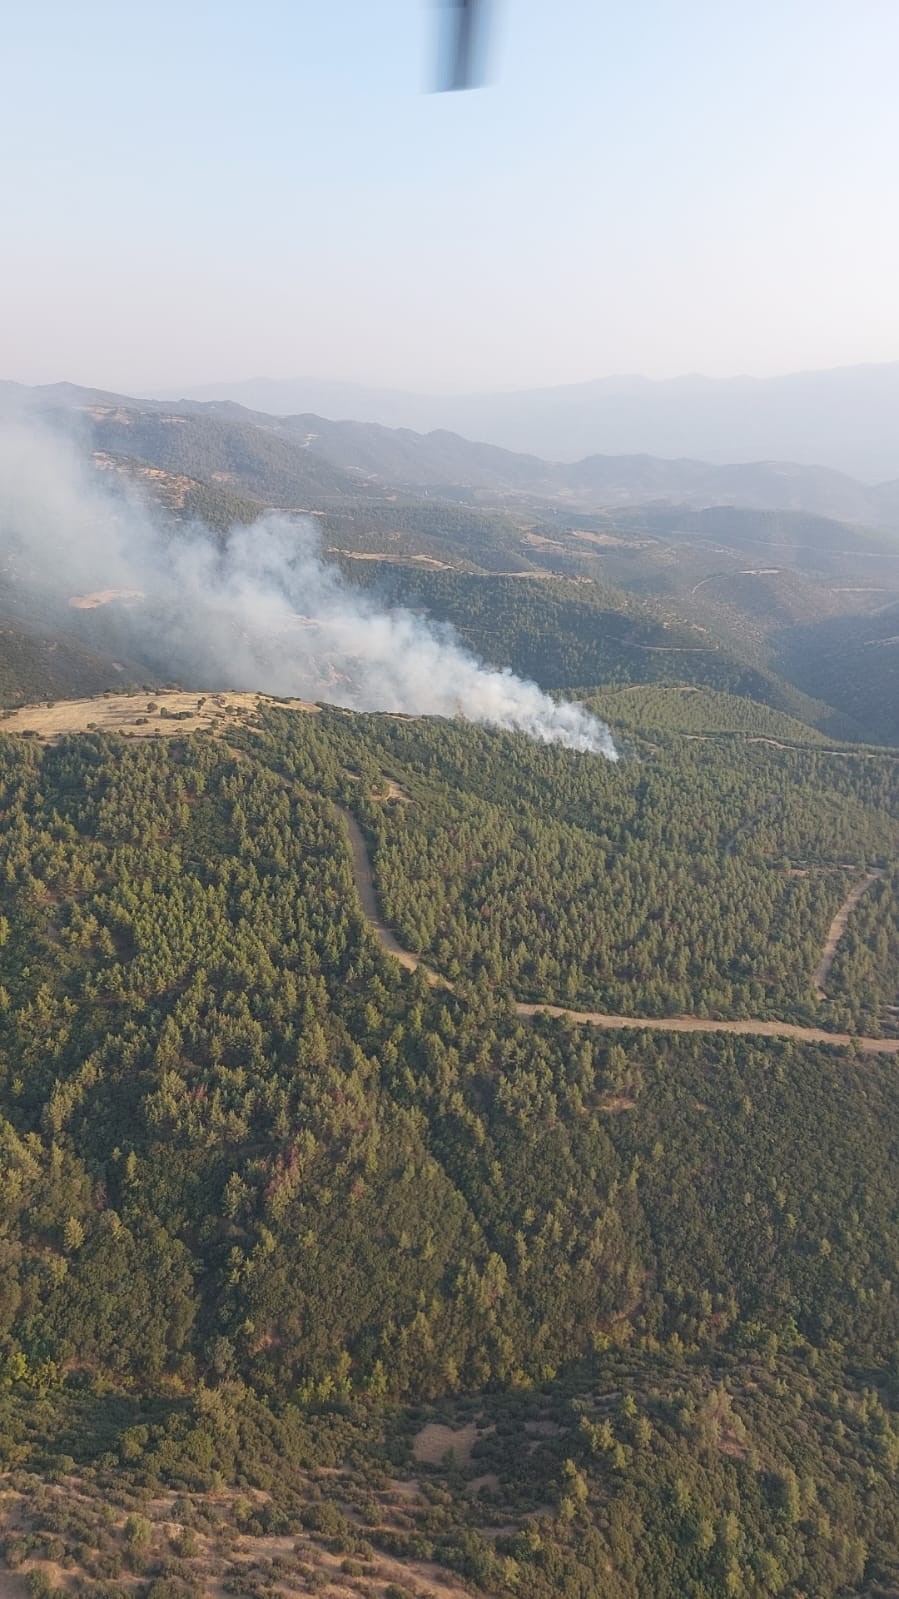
[2,697,892,1056]
[339,809,899,1057]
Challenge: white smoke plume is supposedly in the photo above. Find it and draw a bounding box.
[0,418,617,759]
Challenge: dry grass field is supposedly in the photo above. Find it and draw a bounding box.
[0,690,319,741]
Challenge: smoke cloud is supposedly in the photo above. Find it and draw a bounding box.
[0,418,617,759]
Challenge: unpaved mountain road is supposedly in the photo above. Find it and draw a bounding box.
[684,732,899,761]
[513,1003,898,1053]
[340,807,427,978]
[1,697,894,1055]
[339,810,899,1056]
[813,871,884,997]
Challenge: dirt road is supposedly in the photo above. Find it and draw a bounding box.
[340,810,898,1056]
[339,808,439,980]
[813,871,884,996]
[2,697,893,1055]
[514,1002,898,1053]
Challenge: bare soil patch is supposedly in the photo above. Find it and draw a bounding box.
[718,1428,749,1460]
[571,529,644,549]
[329,548,455,570]
[384,1477,423,1499]
[68,587,144,609]
[376,777,412,804]
[413,1421,487,1469]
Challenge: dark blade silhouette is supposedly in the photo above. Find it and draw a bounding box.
[437,0,489,91]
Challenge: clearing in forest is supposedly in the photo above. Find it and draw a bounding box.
[413,1421,490,1468]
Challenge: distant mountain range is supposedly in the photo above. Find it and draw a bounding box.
[3,379,898,530]
[167,362,899,482]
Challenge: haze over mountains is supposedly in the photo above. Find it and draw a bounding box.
[171,361,899,482]
[3,377,899,529]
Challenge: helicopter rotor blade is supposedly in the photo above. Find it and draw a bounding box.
[436,0,489,92]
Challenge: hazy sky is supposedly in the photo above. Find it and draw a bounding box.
[4,0,899,394]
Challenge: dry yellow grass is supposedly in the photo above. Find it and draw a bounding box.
[0,690,319,742]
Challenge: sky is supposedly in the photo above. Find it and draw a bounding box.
[4,0,899,395]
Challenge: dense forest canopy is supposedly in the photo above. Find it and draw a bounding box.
[0,700,896,1596]
[285,704,897,1034]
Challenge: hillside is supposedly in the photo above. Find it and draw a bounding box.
[74,405,362,508]
[10,1,899,1589]
[336,562,854,734]
[189,408,885,522]
[0,612,142,704]
[100,400,899,524]
[92,450,265,532]
[0,702,896,1597]
[776,602,899,746]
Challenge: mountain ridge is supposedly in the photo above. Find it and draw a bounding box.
[5,379,898,529]
[164,359,899,479]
